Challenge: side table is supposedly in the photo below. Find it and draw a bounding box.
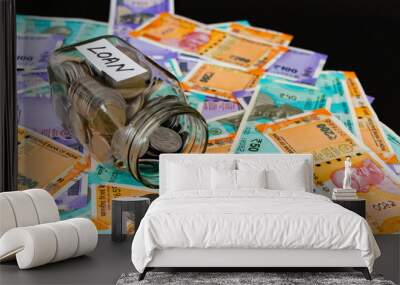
[332,199,366,218]
[112,197,150,242]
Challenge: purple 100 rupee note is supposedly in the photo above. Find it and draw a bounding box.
[233,89,257,108]
[202,100,242,120]
[128,37,177,58]
[17,33,64,70]
[17,70,49,92]
[187,92,242,120]
[17,93,80,151]
[54,178,89,211]
[112,0,173,30]
[177,55,202,77]
[268,47,327,85]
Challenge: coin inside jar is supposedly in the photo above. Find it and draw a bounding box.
[48,36,209,188]
[126,94,145,121]
[138,138,149,158]
[68,77,127,136]
[90,133,113,163]
[149,126,182,153]
[61,61,92,84]
[90,103,127,136]
[69,109,88,145]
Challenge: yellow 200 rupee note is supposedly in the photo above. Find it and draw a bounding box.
[344,71,398,164]
[91,183,156,231]
[17,126,90,195]
[131,13,286,70]
[181,62,262,101]
[256,109,400,234]
[228,22,293,46]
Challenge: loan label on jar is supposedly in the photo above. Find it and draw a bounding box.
[76,38,147,82]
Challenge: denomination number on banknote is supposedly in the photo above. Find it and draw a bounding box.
[248,138,262,152]
[279,93,297,101]
[316,123,337,140]
[17,55,34,63]
[209,128,223,136]
[230,55,250,64]
[274,65,297,74]
[199,72,214,83]
[372,200,396,211]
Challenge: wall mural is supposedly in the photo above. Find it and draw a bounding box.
[16,1,400,234]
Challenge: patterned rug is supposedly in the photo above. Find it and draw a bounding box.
[116,271,396,285]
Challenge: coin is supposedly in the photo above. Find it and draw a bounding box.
[52,54,83,66]
[126,95,145,121]
[69,77,127,136]
[138,138,149,158]
[143,146,160,158]
[62,61,91,84]
[90,133,112,163]
[162,116,182,133]
[50,59,89,91]
[69,109,88,145]
[116,84,150,100]
[90,103,127,136]
[149,126,182,153]
[110,127,130,161]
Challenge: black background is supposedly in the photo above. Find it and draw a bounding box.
[17,0,400,133]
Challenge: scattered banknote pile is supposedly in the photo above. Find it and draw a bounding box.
[16,0,400,234]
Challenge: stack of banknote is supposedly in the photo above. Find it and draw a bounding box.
[15,0,400,234]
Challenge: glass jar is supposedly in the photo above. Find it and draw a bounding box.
[48,35,208,188]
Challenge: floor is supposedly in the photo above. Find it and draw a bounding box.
[0,236,134,285]
[1,235,398,285]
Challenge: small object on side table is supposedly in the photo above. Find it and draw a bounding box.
[332,198,366,218]
[112,197,150,242]
[332,187,357,200]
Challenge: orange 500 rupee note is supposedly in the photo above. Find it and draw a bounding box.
[228,22,293,46]
[131,13,286,70]
[256,109,400,234]
[344,72,398,164]
[17,126,89,195]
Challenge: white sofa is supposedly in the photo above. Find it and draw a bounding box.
[0,189,97,269]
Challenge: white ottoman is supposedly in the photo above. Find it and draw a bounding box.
[0,189,98,269]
